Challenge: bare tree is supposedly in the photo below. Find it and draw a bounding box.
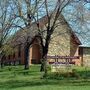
[0,0,82,74]
[11,0,74,74]
[34,0,74,76]
[12,0,73,71]
[0,0,17,68]
[63,0,90,45]
[11,0,44,69]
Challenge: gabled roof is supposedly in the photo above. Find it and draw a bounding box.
[11,13,81,46]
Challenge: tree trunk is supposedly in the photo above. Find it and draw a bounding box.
[40,46,48,77]
[40,55,48,77]
[43,57,48,77]
[40,59,45,72]
[0,55,4,69]
[41,54,48,77]
[40,30,51,77]
[24,45,29,70]
[1,60,3,68]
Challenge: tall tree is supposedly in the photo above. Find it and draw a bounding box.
[11,0,75,73]
[36,0,73,76]
[10,0,85,75]
[12,0,73,71]
[11,0,43,69]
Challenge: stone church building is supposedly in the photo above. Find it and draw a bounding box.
[2,14,90,66]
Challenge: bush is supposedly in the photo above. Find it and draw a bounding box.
[45,68,81,80]
[66,69,81,79]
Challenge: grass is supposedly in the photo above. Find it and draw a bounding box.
[0,65,90,90]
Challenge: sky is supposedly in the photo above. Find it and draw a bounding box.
[39,0,90,45]
[62,0,90,45]
[0,0,90,45]
[12,0,90,45]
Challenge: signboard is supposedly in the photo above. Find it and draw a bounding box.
[49,62,75,64]
[47,56,79,59]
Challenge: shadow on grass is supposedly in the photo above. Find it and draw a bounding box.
[0,78,90,89]
[78,70,90,78]
[0,65,90,89]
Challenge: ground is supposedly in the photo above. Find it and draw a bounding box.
[0,65,90,90]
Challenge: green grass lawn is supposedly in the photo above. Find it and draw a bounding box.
[0,65,90,90]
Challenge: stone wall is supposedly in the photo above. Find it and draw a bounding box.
[48,17,71,56]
